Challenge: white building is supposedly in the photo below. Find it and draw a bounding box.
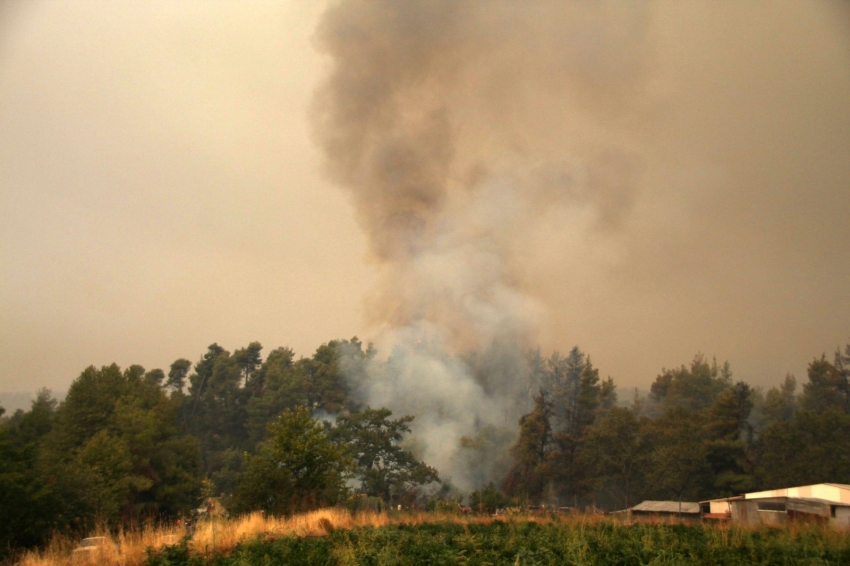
[700,484,850,528]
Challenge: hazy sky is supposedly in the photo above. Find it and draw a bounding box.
[1,0,849,398]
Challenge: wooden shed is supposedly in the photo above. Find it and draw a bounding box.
[613,500,701,523]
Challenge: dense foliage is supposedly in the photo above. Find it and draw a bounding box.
[231,407,353,515]
[499,345,850,510]
[2,337,850,561]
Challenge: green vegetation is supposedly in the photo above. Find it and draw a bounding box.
[231,407,353,516]
[503,347,850,510]
[330,408,440,503]
[144,520,850,566]
[2,337,850,563]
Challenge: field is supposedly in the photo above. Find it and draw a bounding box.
[14,510,850,566]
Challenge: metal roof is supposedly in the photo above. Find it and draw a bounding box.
[742,496,850,507]
[745,483,850,502]
[631,500,700,514]
[702,484,850,506]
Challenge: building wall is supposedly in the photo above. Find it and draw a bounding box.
[709,500,731,514]
[831,506,850,529]
[730,500,788,526]
[730,497,850,528]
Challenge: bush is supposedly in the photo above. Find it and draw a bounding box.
[468,482,509,514]
[345,495,384,514]
[431,500,465,514]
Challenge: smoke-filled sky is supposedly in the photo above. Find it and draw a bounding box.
[2,0,849,399]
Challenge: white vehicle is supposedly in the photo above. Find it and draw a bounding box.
[72,536,114,559]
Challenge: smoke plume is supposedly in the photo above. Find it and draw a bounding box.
[312,0,653,490]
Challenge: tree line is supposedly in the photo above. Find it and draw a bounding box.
[0,338,436,560]
[502,344,850,511]
[1,338,849,559]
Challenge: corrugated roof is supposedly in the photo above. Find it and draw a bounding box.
[631,500,700,514]
[745,496,850,507]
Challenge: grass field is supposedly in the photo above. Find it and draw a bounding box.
[15,510,850,566]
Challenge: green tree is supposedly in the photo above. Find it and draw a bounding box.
[75,429,148,520]
[112,393,202,516]
[6,388,57,449]
[650,354,731,412]
[549,357,616,504]
[234,342,263,388]
[38,364,203,527]
[758,410,850,489]
[331,408,439,504]
[835,340,850,412]
[210,448,246,502]
[166,359,192,392]
[801,355,849,414]
[503,390,553,503]
[185,344,251,464]
[185,339,358,490]
[0,392,58,558]
[232,407,352,515]
[599,375,618,411]
[762,373,797,425]
[583,406,649,509]
[245,347,305,445]
[545,347,585,433]
[703,381,756,496]
[144,368,165,387]
[706,381,754,442]
[50,364,128,447]
[575,358,602,431]
[645,407,710,504]
[300,340,356,413]
[468,482,509,514]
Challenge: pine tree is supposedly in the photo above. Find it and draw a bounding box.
[503,390,553,503]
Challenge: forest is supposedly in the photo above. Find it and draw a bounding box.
[2,337,849,560]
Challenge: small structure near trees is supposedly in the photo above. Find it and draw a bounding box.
[612,500,700,522]
[701,483,850,528]
[727,496,850,527]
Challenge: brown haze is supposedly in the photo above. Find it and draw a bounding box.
[1,0,849,413]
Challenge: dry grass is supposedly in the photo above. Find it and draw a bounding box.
[20,509,840,566]
[15,509,492,566]
[15,521,184,566]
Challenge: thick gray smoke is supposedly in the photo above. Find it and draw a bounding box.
[312,1,653,491]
